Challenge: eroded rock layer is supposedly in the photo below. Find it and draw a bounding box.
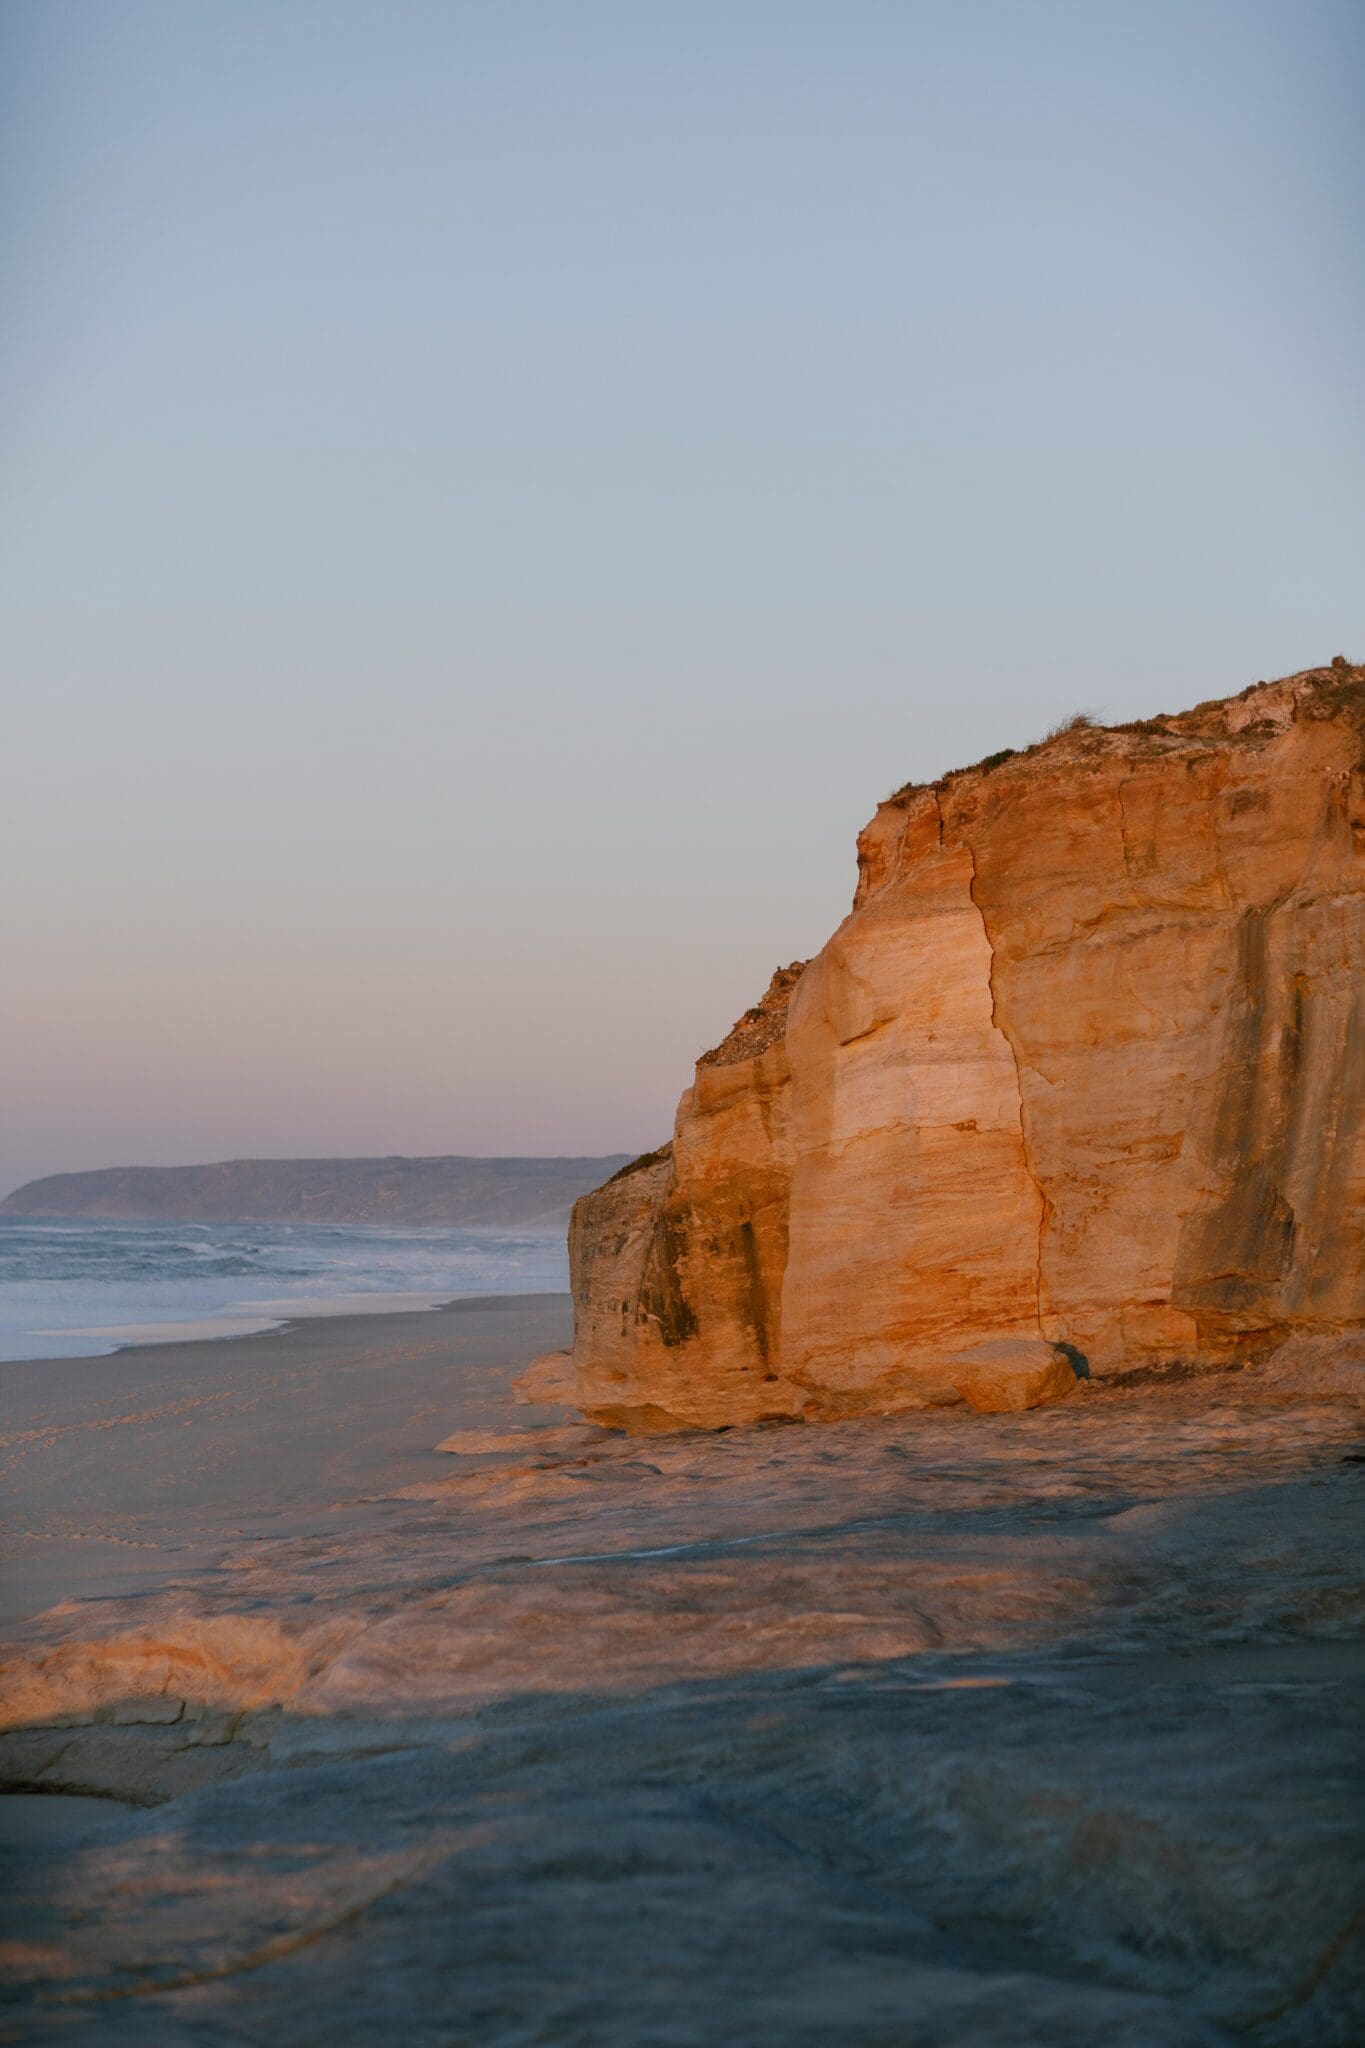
[571,664,1365,1428]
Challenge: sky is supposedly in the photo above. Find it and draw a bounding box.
[1,0,1362,1194]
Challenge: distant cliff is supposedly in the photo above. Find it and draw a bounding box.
[2,1156,632,1228]
[570,661,1365,1428]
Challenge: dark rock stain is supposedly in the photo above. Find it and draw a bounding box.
[1173,906,1358,1331]
[637,1208,699,1349]
[739,1219,771,1368]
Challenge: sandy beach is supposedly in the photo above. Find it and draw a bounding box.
[2,1303,1363,2044]
[0,1295,574,1627]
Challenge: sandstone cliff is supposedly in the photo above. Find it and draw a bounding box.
[570,662,1365,1428]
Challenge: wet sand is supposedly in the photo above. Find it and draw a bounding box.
[0,1295,573,1627]
[1,1303,1362,2045]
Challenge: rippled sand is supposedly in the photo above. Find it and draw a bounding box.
[1,1301,1362,2044]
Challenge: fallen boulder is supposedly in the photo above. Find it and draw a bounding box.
[949,1339,1078,1414]
[511,1350,576,1406]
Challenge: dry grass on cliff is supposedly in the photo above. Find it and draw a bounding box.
[698,961,809,1070]
[887,658,1364,807]
[1043,709,1099,741]
[888,708,1098,802]
[602,1143,673,1187]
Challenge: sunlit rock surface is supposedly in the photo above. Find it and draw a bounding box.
[1,1304,1362,2043]
[571,663,1365,1429]
[949,1337,1078,1412]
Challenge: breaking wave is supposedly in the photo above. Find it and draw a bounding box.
[0,1216,570,1360]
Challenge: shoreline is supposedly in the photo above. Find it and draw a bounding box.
[0,1211,575,1366]
[0,1285,551,1369]
[0,1291,575,1627]
[0,1285,570,1373]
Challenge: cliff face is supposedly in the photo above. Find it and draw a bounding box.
[570,664,1365,1429]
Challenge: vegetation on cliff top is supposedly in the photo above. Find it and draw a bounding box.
[601,1144,674,1188]
[887,659,1362,805]
[698,961,810,1071]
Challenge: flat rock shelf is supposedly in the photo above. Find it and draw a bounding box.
[1,1302,1362,2044]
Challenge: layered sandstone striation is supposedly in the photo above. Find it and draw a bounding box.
[570,662,1365,1428]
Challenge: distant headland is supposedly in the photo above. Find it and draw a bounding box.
[1,1155,632,1228]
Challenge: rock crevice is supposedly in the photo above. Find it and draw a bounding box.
[962,825,1048,1340]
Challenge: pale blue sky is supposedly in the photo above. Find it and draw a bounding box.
[2,0,1361,1190]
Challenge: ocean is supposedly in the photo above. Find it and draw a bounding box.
[0,1215,570,1362]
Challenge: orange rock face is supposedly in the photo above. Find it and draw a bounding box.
[947,1339,1078,1414]
[571,664,1365,1429]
